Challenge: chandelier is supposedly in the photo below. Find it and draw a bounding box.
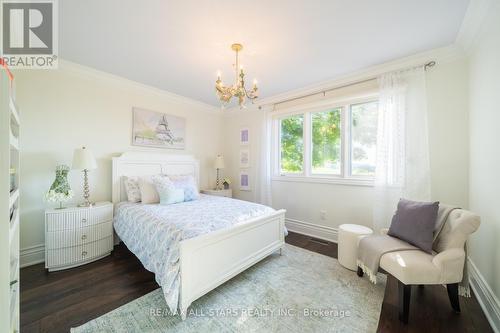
[215,43,258,108]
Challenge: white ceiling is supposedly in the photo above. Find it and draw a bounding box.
[59,0,469,106]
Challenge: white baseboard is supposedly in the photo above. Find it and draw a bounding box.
[20,244,45,268]
[468,258,500,333]
[285,218,338,243]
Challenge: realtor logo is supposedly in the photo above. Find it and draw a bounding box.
[1,0,58,69]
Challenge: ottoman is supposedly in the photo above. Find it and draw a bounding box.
[338,224,373,271]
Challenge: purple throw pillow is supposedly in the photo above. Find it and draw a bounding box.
[387,199,439,253]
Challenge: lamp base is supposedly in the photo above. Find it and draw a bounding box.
[79,169,93,207]
[215,168,222,190]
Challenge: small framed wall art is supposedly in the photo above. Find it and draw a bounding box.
[239,171,250,191]
[240,127,249,145]
[132,107,186,149]
[239,149,250,168]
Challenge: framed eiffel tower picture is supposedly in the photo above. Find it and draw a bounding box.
[132,107,186,149]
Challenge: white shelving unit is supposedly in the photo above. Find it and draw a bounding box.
[1,60,20,333]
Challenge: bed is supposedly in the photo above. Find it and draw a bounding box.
[112,152,286,319]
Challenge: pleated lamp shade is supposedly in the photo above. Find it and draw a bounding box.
[214,155,225,169]
[72,147,97,170]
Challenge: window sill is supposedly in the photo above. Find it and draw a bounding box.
[271,175,374,187]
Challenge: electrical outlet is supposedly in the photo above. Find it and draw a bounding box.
[320,210,327,220]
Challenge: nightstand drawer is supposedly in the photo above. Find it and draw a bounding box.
[45,221,113,250]
[46,209,91,231]
[46,203,113,231]
[89,204,113,225]
[45,202,114,271]
[46,236,113,269]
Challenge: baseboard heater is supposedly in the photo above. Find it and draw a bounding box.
[309,237,330,245]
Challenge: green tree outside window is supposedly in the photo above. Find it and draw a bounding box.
[280,115,304,173]
[312,109,342,174]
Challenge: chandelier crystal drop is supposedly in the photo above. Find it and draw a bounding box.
[215,43,258,108]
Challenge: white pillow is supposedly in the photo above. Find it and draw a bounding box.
[152,175,185,205]
[123,176,141,203]
[168,175,200,201]
[139,175,160,204]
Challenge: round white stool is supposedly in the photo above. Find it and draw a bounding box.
[338,224,373,271]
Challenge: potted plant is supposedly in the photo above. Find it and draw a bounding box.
[222,177,231,190]
[45,165,74,209]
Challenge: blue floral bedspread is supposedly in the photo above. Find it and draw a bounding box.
[113,194,276,313]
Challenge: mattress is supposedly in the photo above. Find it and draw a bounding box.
[113,194,276,313]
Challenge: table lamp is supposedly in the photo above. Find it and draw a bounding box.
[72,146,97,207]
[214,154,225,190]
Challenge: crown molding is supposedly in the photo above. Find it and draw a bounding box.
[58,42,464,118]
[58,59,222,115]
[222,44,464,116]
[456,0,496,54]
[255,45,464,108]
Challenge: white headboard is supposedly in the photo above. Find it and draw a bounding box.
[112,152,200,204]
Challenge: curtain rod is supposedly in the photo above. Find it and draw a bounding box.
[261,61,436,109]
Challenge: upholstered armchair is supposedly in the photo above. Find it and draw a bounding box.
[358,209,480,323]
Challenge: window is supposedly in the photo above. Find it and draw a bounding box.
[280,114,304,174]
[274,99,378,184]
[350,101,378,176]
[311,108,341,175]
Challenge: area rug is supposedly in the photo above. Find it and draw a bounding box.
[71,244,386,333]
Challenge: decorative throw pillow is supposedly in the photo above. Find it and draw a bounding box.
[138,175,160,204]
[388,198,439,253]
[152,175,184,205]
[123,176,141,203]
[169,175,199,201]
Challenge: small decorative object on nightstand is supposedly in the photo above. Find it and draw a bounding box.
[222,177,231,190]
[45,201,113,271]
[214,154,225,190]
[45,164,73,209]
[72,146,97,207]
[201,189,232,198]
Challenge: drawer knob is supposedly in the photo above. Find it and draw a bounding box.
[82,251,88,257]
[82,218,87,223]
[81,234,87,240]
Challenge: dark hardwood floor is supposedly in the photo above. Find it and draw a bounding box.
[21,232,493,333]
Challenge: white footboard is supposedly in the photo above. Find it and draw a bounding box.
[179,209,286,317]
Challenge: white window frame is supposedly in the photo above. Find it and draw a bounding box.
[271,94,378,186]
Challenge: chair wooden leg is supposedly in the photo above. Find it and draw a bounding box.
[398,281,411,324]
[447,283,461,313]
[357,266,364,277]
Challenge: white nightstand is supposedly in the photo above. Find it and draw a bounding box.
[45,201,114,271]
[201,189,233,198]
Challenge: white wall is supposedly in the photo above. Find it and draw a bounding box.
[223,54,470,241]
[467,0,500,309]
[15,62,223,264]
[426,57,470,208]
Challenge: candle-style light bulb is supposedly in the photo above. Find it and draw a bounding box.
[217,70,221,80]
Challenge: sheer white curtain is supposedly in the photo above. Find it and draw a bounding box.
[372,67,431,231]
[258,107,273,206]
